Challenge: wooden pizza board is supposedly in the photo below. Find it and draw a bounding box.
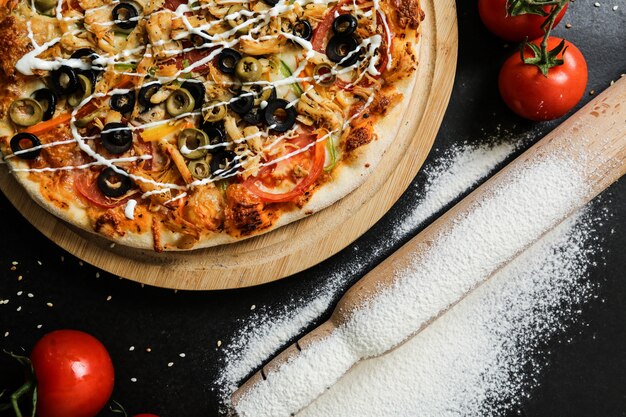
[0,0,458,290]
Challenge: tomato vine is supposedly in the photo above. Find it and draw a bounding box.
[508,0,571,76]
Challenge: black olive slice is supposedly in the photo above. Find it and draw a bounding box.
[229,91,254,115]
[101,122,133,154]
[70,48,98,60]
[332,14,357,36]
[70,48,103,86]
[190,31,210,47]
[70,48,100,68]
[97,167,132,198]
[242,107,265,125]
[138,82,161,108]
[10,132,41,160]
[110,91,136,113]
[112,3,139,31]
[31,89,57,121]
[181,81,206,110]
[258,86,277,103]
[264,99,297,132]
[202,125,227,153]
[326,35,359,67]
[217,48,242,74]
[262,0,278,6]
[210,150,237,176]
[292,19,313,41]
[50,66,79,95]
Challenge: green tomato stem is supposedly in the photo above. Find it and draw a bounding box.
[510,0,569,77]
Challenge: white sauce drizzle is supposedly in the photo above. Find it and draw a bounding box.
[11,0,398,207]
[124,199,137,220]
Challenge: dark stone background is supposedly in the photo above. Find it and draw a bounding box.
[1,0,624,415]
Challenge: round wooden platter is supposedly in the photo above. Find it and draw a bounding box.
[0,0,457,290]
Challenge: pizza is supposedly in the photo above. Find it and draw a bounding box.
[0,0,423,251]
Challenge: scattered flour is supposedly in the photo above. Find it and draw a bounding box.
[217,139,519,407]
[217,136,603,417]
[392,140,519,239]
[298,211,599,416]
[234,154,589,417]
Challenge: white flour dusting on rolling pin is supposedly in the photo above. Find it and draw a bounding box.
[232,79,626,417]
[217,139,520,403]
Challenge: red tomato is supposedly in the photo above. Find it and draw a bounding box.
[30,330,115,417]
[74,171,129,209]
[163,0,184,10]
[311,7,336,53]
[499,37,587,121]
[478,0,567,42]
[243,132,326,203]
[176,48,214,72]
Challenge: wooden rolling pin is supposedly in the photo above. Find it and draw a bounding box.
[232,77,626,416]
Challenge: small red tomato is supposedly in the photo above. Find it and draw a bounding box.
[498,37,588,121]
[30,330,115,417]
[478,0,568,42]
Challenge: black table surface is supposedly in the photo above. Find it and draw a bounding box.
[1,1,625,416]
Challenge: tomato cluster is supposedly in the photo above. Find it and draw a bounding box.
[2,330,157,417]
[478,0,588,121]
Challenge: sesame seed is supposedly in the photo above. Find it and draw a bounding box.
[78,261,84,266]
[217,340,222,348]
[106,295,112,301]
[129,346,135,351]
[61,256,65,262]
[10,266,16,271]
[179,353,186,358]
[37,261,42,266]
[17,275,23,281]
[95,272,100,278]
[16,306,22,312]
[594,2,600,6]
[250,304,256,310]
[46,302,53,307]
[36,324,42,329]
[146,347,152,353]
[4,331,8,337]
[11,261,18,266]
[167,362,174,367]
[27,293,34,298]
[565,22,572,28]
[130,377,137,383]
[110,243,116,248]
[17,291,23,296]
[613,5,618,10]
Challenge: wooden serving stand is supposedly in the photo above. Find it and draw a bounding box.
[0,0,458,290]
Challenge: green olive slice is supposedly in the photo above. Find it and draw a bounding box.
[226,5,247,30]
[235,57,262,82]
[34,0,57,12]
[178,128,209,160]
[202,101,227,122]
[9,98,44,127]
[188,159,211,179]
[313,63,336,86]
[166,88,195,116]
[68,74,94,107]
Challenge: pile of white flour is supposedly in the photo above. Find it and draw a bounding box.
[216,135,604,416]
[297,211,598,416]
